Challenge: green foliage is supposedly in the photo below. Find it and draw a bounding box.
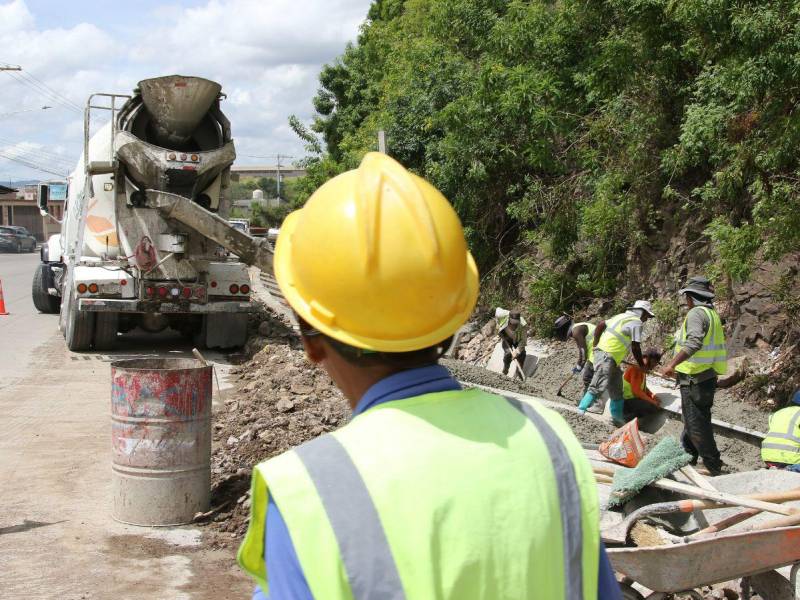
[251,203,292,228]
[290,0,800,324]
[704,217,761,282]
[652,298,680,329]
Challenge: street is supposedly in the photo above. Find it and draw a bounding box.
[0,253,252,599]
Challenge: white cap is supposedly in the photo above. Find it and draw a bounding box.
[629,300,655,317]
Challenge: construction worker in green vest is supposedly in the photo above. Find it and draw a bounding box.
[761,389,800,473]
[578,301,654,425]
[554,316,596,395]
[238,153,621,599]
[662,276,728,475]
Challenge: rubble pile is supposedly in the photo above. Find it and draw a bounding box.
[204,312,350,546]
[450,319,497,364]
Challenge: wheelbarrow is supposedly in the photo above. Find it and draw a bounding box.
[608,525,800,599]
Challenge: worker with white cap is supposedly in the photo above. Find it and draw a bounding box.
[579,300,655,425]
[238,152,621,599]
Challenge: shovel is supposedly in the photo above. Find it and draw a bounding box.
[556,372,575,397]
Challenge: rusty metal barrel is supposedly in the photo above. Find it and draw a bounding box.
[110,358,212,525]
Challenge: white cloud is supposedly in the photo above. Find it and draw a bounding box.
[0,0,370,181]
[0,0,33,34]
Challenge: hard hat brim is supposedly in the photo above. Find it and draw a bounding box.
[274,208,480,353]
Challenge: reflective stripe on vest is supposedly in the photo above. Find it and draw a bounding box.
[597,313,640,365]
[504,397,584,599]
[295,435,406,600]
[675,306,727,376]
[761,406,800,465]
[574,322,595,364]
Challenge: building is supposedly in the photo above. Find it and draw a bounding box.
[230,164,306,182]
[0,183,65,241]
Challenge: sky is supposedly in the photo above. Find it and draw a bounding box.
[0,0,371,184]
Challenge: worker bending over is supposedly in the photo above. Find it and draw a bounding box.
[497,308,527,378]
[554,316,597,395]
[761,389,800,473]
[239,153,621,599]
[622,349,662,423]
[662,276,727,476]
[579,300,654,426]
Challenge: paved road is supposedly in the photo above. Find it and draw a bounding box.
[0,253,251,599]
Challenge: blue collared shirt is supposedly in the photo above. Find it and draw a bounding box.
[253,364,621,600]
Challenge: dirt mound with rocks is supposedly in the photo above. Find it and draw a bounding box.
[202,311,350,548]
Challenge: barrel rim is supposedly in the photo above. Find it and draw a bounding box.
[110,357,210,371]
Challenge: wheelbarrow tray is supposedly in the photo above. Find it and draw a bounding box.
[607,525,800,593]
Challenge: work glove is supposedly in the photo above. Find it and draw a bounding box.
[572,364,583,374]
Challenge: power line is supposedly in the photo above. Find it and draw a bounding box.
[0,135,77,164]
[1,149,73,170]
[0,152,68,177]
[0,105,53,119]
[4,70,82,114]
[0,142,75,168]
[20,70,83,112]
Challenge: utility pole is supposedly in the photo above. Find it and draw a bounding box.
[274,154,294,202]
[378,130,387,154]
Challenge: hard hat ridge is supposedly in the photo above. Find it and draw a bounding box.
[355,153,441,273]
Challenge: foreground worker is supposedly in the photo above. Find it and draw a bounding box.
[579,301,654,425]
[554,316,596,394]
[622,349,662,423]
[662,277,727,475]
[761,389,800,473]
[497,308,527,377]
[238,153,621,599]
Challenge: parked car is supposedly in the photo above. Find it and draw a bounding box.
[0,226,37,252]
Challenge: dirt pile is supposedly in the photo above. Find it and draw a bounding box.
[203,310,350,547]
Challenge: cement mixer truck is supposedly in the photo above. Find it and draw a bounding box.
[33,75,274,351]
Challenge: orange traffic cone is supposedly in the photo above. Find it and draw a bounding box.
[0,278,8,315]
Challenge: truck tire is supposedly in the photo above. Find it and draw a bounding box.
[31,263,60,314]
[65,297,95,352]
[93,312,118,351]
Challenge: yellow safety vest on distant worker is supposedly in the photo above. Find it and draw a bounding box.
[574,322,596,365]
[597,313,641,366]
[674,307,727,376]
[761,406,800,465]
[238,389,600,599]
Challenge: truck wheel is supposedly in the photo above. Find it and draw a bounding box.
[93,312,119,351]
[31,264,60,314]
[65,297,95,352]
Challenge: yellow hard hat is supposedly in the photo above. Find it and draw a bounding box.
[274,152,479,352]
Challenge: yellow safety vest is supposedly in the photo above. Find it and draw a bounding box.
[597,312,641,366]
[674,306,727,376]
[574,322,596,365]
[238,388,600,599]
[761,406,800,465]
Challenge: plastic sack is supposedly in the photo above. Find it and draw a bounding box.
[599,418,646,467]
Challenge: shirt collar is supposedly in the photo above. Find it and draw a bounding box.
[353,364,461,417]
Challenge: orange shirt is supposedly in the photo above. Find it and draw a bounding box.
[623,365,658,405]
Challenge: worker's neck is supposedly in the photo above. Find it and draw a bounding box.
[322,358,417,410]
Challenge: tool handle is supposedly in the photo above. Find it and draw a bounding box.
[650,478,796,516]
[680,465,717,491]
